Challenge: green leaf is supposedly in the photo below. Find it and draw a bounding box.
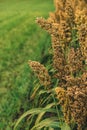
[31,118,60,130]
[35,103,55,124]
[49,127,54,130]
[61,123,71,130]
[14,107,56,130]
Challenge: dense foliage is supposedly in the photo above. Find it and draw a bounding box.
[15,0,87,130]
[0,0,54,129]
[0,0,87,130]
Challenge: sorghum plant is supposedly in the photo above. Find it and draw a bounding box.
[29,0,87,130]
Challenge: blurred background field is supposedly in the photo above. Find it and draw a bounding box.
[0,0,54,129]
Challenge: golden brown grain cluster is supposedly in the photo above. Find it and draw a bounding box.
[29,61,51,87]
[29,0,87,129]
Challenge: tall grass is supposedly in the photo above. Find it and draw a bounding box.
[0,0,54,129]
[14,0,87,130]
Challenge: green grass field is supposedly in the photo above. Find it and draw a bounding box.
[0,0,54,129]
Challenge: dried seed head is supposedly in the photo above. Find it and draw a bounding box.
[28,61,51,87]
[55,87,72,124]
[29,0,87,129]
[67,84,87,130]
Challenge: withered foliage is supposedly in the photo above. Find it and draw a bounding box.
[29,0,87,130]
